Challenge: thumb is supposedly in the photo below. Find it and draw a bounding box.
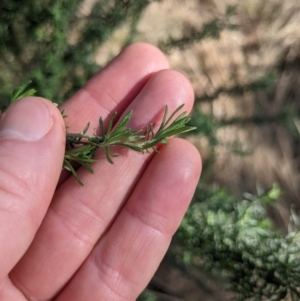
[0,97,65,281]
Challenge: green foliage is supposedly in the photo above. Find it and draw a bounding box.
[0,0,155,103]
[178,184,300,300]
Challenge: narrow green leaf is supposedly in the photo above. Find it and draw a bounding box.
[113,110,133,133]
[157,105,168,133]
[63,159,84,186]
[164,104,185,128]
[104,146,114,164]
[106,112,117,136]
[79,161,94,174]
[81,123,90,135]
[10,80,36,103]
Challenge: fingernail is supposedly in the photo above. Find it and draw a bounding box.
[0,98,53,141]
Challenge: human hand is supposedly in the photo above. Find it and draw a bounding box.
[0,43,201,300]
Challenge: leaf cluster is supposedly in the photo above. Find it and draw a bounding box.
[64,104,196,185]
[178,184,300,301]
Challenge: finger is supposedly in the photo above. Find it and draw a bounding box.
[56,138,201,301]
[57,42,169,185]
[11,70,194,300]
[0,97,65,282]
[0,278,27,301]
[60,42,169,135]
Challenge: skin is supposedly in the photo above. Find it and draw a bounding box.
[0,43,201,301]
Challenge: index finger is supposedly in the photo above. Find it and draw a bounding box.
[60,42,169,134]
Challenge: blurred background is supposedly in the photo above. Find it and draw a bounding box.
[1,0,300,300]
